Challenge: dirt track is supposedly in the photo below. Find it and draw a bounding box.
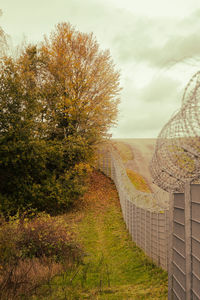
[113,138,159,192]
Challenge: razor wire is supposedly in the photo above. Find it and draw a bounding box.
[97,144,169,270]
[150,71,200,193]
[98,144,169,211]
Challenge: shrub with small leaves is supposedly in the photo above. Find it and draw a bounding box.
[17,213,82,263]
[0,213,83,299]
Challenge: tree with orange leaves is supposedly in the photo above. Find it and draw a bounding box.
[0,23,121,215]
[40,23,121,143]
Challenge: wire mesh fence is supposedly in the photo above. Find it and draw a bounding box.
[97,144,169,271]
[150,71,200,299]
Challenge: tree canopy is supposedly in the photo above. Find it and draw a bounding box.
[40,23,121,142]
[0,22,121,216]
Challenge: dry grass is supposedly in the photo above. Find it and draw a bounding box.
[0,257,64,300]
[31,170,168,299]
[111,141,134,162]
[0,213,83,299]
[126,168,152,193]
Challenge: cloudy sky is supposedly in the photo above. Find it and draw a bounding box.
[1,0,200,138]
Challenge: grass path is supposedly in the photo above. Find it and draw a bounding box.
[33,171,168,299]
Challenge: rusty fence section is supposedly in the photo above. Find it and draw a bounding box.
[97,147,169,271]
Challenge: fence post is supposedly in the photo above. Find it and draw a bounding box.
[185,181,192,300]
[168,193,174,300]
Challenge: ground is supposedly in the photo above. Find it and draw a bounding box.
[32,170,168,299]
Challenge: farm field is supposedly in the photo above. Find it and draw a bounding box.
[112,138,157,191]
[112,139,169,208]
[32,170,168,299]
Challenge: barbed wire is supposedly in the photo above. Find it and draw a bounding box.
[98,144,169,211]
[150,71,200,192]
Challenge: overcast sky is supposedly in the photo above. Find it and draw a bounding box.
[1,0,200,138]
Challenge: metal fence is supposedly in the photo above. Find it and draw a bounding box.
[97,145,169,271]
[150,71,200,299]
[98,145,200,299]
[168,183,200,300]
[150,71,200,194]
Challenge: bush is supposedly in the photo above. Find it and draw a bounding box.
[0,52,93,217]
[17,213,82,262]
[0,135,92,216]
[0,213,83,299]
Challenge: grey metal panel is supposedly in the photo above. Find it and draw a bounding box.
[192,202,200,221]
[192,292,200,300]
[174,207,185,225]
[192,220,200,241]
[174,221,185,241]
[192,273,200,296]
[192,256,200,279]
[168,193,174,300]
[173,293,181,300]
[192,238,200,260]
[174,193,185,209]
[173,263,186,289]
[191,184,200,203]
[173,249,186,274]
[173,235,185,257]
[185,182,192,300]
[173,276,186,300]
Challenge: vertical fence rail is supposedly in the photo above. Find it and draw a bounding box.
[168,184,200,299]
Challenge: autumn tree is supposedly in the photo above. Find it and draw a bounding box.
[0,23,121,216]
[40,23,121,143]
[0,47,92,216]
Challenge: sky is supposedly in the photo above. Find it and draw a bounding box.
[1,0,200,138]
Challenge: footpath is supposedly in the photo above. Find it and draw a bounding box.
[34,170,168,299]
